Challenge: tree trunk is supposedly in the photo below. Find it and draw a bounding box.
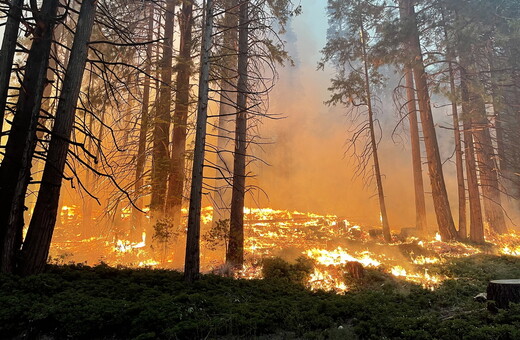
[184,0,214,282]
[487,279,520,309]
[0,0,24,136]
[0,0,60,273]
[460,67,485,243]
[227,0,249,267]
[458,42,507,235]
[165,0,193,226]
[18,0,97,276]
[474,124,508,234]
[133,2,155,230]
[150,0,175,214]
[400,0,458,240]
[212,0,238,227]
[448,61,467,238]
[404,68,427,233]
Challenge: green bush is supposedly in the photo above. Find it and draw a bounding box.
[262,256,314,284]
[1,256,520,339]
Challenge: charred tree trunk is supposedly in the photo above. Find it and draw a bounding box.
[133,3,155,230]
[227,0,249,267]
[0,0,60,273]
[0,0,23,135]
[17,0,97,276]
[400,0,458,240]
[165,0,193,225]
[212,0,238,226]
[404,68,427,233]
[150,0,175,214]
[184,0,213,282]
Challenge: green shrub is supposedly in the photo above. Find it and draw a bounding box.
[262,256,314,285]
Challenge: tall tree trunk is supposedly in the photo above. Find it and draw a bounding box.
[460,67,485,243]
[474,122,508,234]
[404,68,427,233]
[18,0,97,276]
[165,0,193,226]
[133,3,155,231]
[0,0,60,273]
[150,0,175,214]
[0,0,23,136]
[226,0,249,266]
[184,0,214,282]
[400,0,458,240]
[212,0,238,226]
[448,61,467,238]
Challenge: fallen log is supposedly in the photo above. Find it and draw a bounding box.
[486,279,520,309]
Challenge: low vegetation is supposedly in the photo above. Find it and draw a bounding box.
[1,255,520,339]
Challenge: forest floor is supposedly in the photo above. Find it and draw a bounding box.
[1,255,520,339]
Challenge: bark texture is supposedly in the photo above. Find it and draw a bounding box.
[0,0,23,134]
[400,0,458,240]
[150,0,175,214]
[227,0,249,267]
[166,0,194,226]
[185,0,213,282]
[404,68,427,233]
[0,0,60,273]
[18,0,97,276]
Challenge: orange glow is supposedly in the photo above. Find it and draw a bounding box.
[50,206,520,292]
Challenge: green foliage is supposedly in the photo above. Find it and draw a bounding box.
[1,256,520,339]
[262,256,314,285]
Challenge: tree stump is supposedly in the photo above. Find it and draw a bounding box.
[486,279,520,309]
[346,261,365,279]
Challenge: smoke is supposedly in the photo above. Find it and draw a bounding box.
[246,0,497,232]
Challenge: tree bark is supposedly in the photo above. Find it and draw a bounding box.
[448,61,467,238]
[487,279,520,309]
[458,41,506,235]
[0,0,24,136]
[460,67,485,243]
[18,0,97,276]
[165,0,193,226]
[150,0,175,214]
[474,124,508,234]
[184,0,214,282]
[227,0,249,266]
[400,0,458,240]
[0,0,60,273]
[134,2,155,230]
[212,0,238,226]
[404,68,427,233]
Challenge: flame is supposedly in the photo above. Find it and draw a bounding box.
[114,232,146,253]
[50,206,520,293]
[306,248,381,267]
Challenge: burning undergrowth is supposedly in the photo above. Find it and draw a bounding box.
[49,206,520,293]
